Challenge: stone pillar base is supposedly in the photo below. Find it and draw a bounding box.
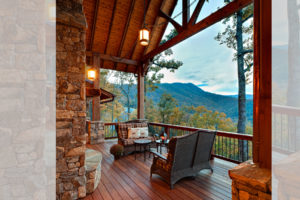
[86,120,105,144]
[229,161,271,200]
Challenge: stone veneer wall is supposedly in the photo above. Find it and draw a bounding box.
[86,121,105,144]
[56,0,87,199]
[229,161,271,200]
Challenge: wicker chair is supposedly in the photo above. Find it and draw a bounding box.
[150,130,216,189]
[116,121,155,155]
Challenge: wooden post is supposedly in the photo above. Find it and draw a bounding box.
[92,53,101,121]
[253,0,271,169]
[137,65,145,119]
[182,0,190,28]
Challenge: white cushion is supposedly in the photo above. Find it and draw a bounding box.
[128,127,140,139]
[139,127,149,137]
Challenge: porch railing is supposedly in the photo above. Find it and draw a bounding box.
[272,104,300,154]
[148,122,253,164]
[104,123,118,139]
[103,122,253,164]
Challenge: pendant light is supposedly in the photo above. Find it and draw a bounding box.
[139,0,150,46]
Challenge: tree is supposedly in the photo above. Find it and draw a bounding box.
[114,72,136,120]
[144,29,183,93]
[287,0,300,107]
[286,0,300,151]
[158,93,177,123]
[215,2,253,161]
[99,69,125,122]
[144,98,160,123]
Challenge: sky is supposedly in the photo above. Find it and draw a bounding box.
[158,0,254,95]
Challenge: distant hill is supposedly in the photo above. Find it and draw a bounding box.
[117,82,253,123]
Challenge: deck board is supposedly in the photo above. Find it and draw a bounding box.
[85,140,235,200]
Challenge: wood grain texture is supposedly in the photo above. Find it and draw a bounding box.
[253,0,271,169]
[84,140,235,200]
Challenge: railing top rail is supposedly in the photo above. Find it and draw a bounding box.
[104,122,119,126]
[149,122,253,141]
[272,104,300,116]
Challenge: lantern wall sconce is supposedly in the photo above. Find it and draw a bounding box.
[87,68,96,81]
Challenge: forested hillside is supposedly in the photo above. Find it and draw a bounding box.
[118,82,253,123]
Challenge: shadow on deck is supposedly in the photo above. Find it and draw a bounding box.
[84,139,235,200]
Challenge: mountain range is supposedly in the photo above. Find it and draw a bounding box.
[118,82,253,123]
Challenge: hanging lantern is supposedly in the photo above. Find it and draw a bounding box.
[139,27,150,46]
[48,3,56,22]
[87,68,96,81]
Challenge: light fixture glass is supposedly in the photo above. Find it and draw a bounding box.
[139,28,150,46]
[48,3,56,22]
[87,69,96,81]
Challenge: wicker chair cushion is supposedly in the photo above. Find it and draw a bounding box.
[155,158,172,172]
[139,127,149,137]
[128,127,141,138]
[117,122,148,139]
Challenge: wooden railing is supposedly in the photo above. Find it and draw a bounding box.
[272,104,300,154]
[103,122,253,164]
[104,123,118,139]
[148,122,253,164]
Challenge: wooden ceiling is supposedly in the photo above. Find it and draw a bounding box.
[83,0,177,74]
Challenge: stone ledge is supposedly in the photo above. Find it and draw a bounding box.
[229,161,271,193]
[85,148,102,194]
[229,161,271,200]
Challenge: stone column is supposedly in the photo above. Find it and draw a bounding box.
[229,161,271,200]
[56,0,87,199]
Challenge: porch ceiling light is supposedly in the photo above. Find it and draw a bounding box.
[48,3,56,22]
[139,0,149,46]
[139,27,150,46]
[87,68,96,81]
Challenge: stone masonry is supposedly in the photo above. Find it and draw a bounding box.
[229,161,271,200]
[86,120,105,144]
[56,0,87,199]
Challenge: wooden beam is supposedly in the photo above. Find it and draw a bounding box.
[144,0,178,56]
[115,0,136,70]
[188,0,205,26]
[137,65,145,119]
[89,0,100,50]
[126,0,152,72]
[142,0,253,62]
[86,88,100,97]
[253,0,271,169]
[143,60,152,75]
[118,0,135,57]
[87,52,139,66]
[104,0,118,55]
[159,10,183,32]
[182,0,190,28]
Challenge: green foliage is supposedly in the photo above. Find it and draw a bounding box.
[145,92,253,134]
[145,29,183,92]
[158,93,178,123]
[114,71,136,120]
[99,70,126,122]
[214,3,253,83]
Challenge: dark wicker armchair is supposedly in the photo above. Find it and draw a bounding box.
[150,130,216,189]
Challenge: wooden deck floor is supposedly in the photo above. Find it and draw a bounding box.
[84,140,236,200]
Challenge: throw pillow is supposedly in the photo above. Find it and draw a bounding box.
[128,127,140,139]
[139,127,149,137]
